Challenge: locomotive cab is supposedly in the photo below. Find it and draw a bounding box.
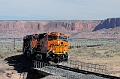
[47,32,69,63]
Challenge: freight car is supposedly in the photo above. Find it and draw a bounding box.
[23,32,69,63]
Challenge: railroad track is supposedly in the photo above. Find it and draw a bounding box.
[33,61,120,79]
[55,65,120,79]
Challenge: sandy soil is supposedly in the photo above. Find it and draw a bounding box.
[0,39,120,79]
[0,40,64,79]
[0,54,22,79]
[69,43,120,77]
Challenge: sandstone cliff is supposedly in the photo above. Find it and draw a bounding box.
[0,20,100,38]
[0,18,120,38]
[0,20,100,32]
[93,18,120,31]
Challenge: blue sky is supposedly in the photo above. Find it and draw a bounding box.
[0,0,120,20]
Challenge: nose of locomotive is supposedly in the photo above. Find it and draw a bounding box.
[50,41,66,54]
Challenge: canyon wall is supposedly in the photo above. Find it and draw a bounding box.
[0,20,100,32]
[0,20,100,38]
[93,18,120,31]
[0,18,120,38]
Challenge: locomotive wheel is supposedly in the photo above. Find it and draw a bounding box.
[65,52,69,61]
[35,54,43,61]
[26,51,31,58]
[54,57,60,63]
[23,48,27,56]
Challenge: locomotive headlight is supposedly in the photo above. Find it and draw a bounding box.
[53,50,55,53]
[58,40,60,45]
[64,51,66,54]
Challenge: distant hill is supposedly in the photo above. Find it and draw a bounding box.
[93,18,120,31]
[0,18,120,38]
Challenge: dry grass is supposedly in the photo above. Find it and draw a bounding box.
[0,38,120,77]
[69,41,120,77]
[0,40,23,79]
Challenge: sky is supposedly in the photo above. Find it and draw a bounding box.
[0,0,120,20]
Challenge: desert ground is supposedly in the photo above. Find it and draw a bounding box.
[0,38,120,79]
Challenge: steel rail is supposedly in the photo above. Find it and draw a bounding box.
[54,65,120,79]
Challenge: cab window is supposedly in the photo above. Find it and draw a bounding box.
[48,35,57,41]
[59,36,67,41]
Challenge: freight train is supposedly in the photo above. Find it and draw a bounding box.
[23,32,69,63]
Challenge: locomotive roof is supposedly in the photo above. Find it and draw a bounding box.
[23,32,68,39]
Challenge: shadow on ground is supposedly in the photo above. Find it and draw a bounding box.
[5,54,45,79]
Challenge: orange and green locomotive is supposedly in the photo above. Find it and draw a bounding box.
[23,32,69,63]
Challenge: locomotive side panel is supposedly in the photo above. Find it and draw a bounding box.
[39,37,48,53]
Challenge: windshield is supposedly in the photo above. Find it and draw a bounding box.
[48,35,57,41]
[59,36,67,41]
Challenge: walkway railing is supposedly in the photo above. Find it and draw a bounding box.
[33,60,107,74]
[69,60,107,73]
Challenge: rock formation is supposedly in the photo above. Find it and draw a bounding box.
[93,18,120,31]
[0,18,120,38]
[0,20,100,38]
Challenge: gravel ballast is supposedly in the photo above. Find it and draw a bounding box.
[36,66,108,79]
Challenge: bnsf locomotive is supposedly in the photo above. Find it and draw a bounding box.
[23,32,69,63]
